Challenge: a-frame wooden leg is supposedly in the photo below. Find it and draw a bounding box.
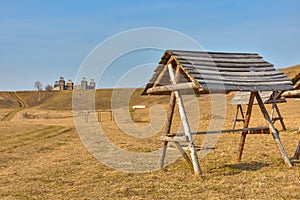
[254,92,293,167]
[158,92,176,169]
[237,92,255,162]
[274,104,287,131]
[158,67,194,172]
[168,64,201,175]
[293,141,300,160]
[232,104,245,130]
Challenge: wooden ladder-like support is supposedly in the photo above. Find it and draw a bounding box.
[232,92,286,131]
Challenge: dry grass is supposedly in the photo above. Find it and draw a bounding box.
[0,90,300,199]
[0,65,300,199]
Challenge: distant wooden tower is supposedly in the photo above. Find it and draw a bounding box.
[59,77,65,90]
[81,77,88,90]
[67,80,74,90]
[89,79,96,89]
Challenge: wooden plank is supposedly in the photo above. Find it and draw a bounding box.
[230,91,274,105]
[198,83,293,92]
[164,126,270,136]
[254,92,293,167]
[169,50,262,59]
[194,78,293,87]
[160,135,188,142]
[177,59,274,68]
[168,64,202,175]
[192,74,291,83]
[173,56,267,63]
[183,65,286,77]
[237,92,255,162]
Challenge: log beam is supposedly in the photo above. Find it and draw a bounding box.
[237,92,255,162]
[147,82,198,94]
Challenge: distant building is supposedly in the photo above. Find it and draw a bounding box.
[53,76,95,91]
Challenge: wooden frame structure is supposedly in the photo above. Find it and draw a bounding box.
[230,91,287,131]
[143,50,294,175]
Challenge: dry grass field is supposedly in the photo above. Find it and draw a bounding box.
[1,67,300,199]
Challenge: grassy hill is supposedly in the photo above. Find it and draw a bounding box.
[279,64,300,79]
[0,88,169,110]
[0,64,299,110]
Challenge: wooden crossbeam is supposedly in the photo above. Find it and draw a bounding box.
[147,82,198,94]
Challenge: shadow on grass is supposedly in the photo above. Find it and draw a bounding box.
[211,162,269,176]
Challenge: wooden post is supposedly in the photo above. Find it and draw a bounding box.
[274,104,286,131]
[254,92,293,167]
[168,64,201,175]
[270,91,286,131]
[158,92,176,168]
[232,104,245,130]
[237,92,255,162]
[293,141,300,160]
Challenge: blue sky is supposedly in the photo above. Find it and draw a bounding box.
[0,0,300,91]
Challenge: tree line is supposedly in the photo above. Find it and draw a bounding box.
[34,81,53,92]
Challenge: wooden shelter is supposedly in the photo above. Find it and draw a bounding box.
[230,91,287,131]
[144,50,294,175]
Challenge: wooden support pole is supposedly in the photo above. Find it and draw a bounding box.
[237,92,255,162]
[293,141,300,160]
[158,92,176,168]
[153,64,168,88]
[168,64,201,175]
[254,92,293,167]
[232,105,245,130]
[274,104,286,131]
[174,142,194,172]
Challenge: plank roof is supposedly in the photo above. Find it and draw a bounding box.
[143,50,293,94]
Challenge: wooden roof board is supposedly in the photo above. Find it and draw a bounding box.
[143,50,294,94]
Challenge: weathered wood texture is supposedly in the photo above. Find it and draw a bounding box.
[293,141,300,160]
[281,90,300,97]
[168,64,201,175]
[230,91,286,105]
[143,50,293,94]
[254,92,293,167]
[237,92,255,162]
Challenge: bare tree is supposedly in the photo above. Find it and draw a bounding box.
[45,85,53,92]
[34,81,43,91]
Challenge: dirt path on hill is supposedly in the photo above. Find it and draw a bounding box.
[1,92,27,121]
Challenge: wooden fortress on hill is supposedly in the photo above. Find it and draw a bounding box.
[143,50,294,175]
